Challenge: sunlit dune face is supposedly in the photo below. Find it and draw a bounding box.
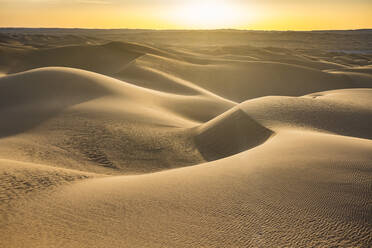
[173,1,243,29]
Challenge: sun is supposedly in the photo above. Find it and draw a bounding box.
[174,1,242,29]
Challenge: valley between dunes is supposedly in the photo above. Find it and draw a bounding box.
[0,30,372,247]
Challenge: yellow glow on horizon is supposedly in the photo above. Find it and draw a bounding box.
[0,0,371,30]
[171,1,248,29]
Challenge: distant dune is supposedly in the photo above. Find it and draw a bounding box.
[0,29,371,247]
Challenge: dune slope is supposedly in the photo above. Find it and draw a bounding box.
[1,127,372,248]
[117,54,372,102]
[0,67,235,174]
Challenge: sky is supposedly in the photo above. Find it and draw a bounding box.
[0,0,371,30]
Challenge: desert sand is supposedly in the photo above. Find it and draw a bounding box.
[0,29,371,247]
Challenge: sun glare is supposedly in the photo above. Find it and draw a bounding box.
[174,1,243,29]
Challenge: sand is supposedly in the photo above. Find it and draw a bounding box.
[0,29,371,247]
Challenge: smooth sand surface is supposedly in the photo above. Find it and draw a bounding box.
[0,30,371,247]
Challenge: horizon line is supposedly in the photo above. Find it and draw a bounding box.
[1,27,372,32]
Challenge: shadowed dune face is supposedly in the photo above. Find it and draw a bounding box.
[0,67,111,108]
[0,30,372,247]
[195,108,273,161]
[128,55,359,102]
[6,42,144,75]
[0,67,110,138]
[114,49,371,102]
[0,41,182,76]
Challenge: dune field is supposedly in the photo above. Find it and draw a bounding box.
[0,29,372,247]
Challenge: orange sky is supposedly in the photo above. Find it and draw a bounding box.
[0,0,371,30]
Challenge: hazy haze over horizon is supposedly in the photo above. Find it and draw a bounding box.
[0,0,371,30]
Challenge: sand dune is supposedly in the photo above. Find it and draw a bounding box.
[0,30,372,247]
[187,45,350,70]
[240,90,372,139]
[0,67,236,174]
[2,40,372,103]
[1,41,181,75]
[195,106,273,161]
[117,54,372,102]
